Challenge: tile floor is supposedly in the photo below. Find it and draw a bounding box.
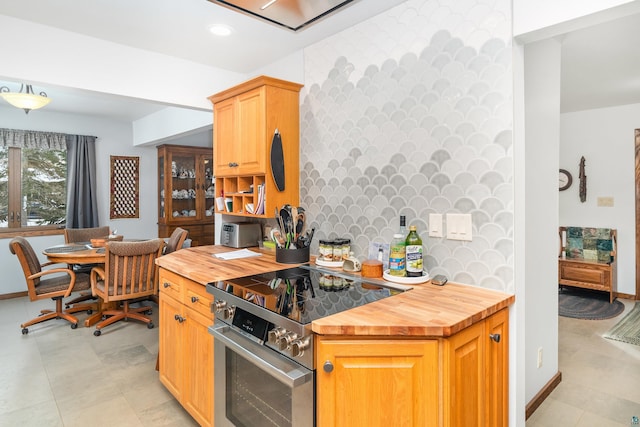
[527,298,640,427]
[2,294,640,426]
[0,296,198,427]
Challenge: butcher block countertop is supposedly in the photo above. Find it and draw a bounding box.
[157,245,515,338]
[155,245,301,285]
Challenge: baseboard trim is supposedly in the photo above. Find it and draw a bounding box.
[525,371,562,420]
[616,292,635,300]
[0,291,28,300]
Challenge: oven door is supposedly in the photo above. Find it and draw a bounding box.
[210,323,314,427]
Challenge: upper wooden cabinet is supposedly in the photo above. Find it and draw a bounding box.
[208,76,303,218]
[157,144,214,246]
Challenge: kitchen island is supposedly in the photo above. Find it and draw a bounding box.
[156,245,514,427]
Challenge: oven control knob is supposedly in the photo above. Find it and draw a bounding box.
[213,300,227,313]
[277,332,298,351]
[290,336,311,358]
[222,306,235,320]
[268,326,287,345]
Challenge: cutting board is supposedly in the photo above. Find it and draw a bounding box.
[270,129,285,192]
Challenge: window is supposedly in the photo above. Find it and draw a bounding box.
[0,130,68,229]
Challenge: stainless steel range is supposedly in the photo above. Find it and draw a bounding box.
[207,265,400,427]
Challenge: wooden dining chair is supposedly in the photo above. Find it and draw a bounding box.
[63,226,110,307]
[64,226,110,245]
[165,227,189,254]
[9,236,94,334]
[90,239,164,336]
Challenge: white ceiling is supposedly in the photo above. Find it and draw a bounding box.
[560,11,640,113]
[0,1,639,120]
[0,0,405,121]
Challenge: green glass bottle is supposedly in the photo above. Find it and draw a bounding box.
[405,225,423,277]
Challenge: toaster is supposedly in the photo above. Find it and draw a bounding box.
[220,222,262,248]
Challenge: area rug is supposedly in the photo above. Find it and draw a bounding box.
[558,287,624,320]
[604,303,640,345]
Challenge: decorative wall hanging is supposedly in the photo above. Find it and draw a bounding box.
[110,155,139,219]
[579,156,587,203]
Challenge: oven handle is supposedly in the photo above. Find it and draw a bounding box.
[210,324,313,388]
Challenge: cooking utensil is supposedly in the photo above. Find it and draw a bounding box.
[270,229,285,249]
[291,206,299,238]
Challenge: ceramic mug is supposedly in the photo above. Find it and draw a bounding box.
[343,255,362,272]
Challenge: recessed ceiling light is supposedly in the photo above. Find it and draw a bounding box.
[261,0,277,10]
[209,24,233,36]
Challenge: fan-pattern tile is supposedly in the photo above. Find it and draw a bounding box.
[301,0,513,292]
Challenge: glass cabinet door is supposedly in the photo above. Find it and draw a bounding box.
[170,154,198,219]
[202,155,214,219]
[158,154,165,220]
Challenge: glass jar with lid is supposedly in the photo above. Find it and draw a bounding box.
[319,240,332,261]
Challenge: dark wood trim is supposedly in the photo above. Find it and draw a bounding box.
[636,129,640,300]
[0,227,64,239]
[0,291,28,300]
[525,371,562,420]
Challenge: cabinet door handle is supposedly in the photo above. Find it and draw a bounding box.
[174,314,180,321]
[191,296,199,303]
[323,361,334,373]
[163,282,170,288]
[489,333,501,343]
[228,162,238,167]
[174,315,186,323]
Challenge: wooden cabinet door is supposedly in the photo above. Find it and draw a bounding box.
[214,97,237,177]
[236,87,266,175]
[485,309,509,427]
[316,338,439,427]
[183,305,214,427]
[158,292,184,401]
[444,320,484,427]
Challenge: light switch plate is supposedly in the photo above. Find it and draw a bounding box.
[446,213,473,241]
[597,197,614,207]
[428,214,443,237]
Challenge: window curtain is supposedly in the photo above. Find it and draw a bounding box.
[0,128,66,149]
[66,135,99,228]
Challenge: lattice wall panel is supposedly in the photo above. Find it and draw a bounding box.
[110,155,139,219]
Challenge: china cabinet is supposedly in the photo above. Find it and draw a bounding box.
[208,76,302,218]
[157,144,214,246]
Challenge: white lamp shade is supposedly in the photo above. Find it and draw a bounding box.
[1,92,51,111]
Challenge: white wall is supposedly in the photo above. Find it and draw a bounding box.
[560,104,638,295]
[523,39,561,404]
[0,104,158,294]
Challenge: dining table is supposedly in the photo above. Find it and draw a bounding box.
[43,242,111,327]
[43,242,106,265]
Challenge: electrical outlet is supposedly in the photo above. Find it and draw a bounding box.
[537,347,543,368]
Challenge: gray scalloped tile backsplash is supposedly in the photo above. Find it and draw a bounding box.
[299,0,513,292]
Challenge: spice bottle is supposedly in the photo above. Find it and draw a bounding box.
[405,225,423,277]
[389,234,406,277]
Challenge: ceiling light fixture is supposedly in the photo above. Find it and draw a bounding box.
[0,83,51,114]
[209,24,233,36]
[260,0,277,10]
